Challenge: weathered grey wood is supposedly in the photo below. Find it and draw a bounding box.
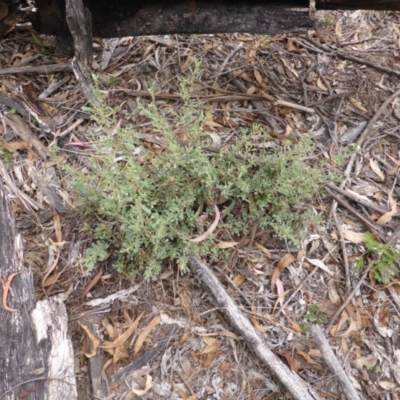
[89,323,109,399]
[66,0,94,101]
[188,256,322,400]
[0,181,77,399]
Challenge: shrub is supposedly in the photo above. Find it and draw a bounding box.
[64,62,326,278]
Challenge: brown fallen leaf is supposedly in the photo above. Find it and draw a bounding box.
[0,272,20,312]
[271,254,295,291]
[82,269,103,298]
[233,274,245,286]
[42,270,63,287]
[254,242,272,258]
[131,373,153,396]
[1,140,33,153]
[53,213,62,243]
[189,205,220,243]
[78,322,100,358]
[369,158,385,181]
[134,315,161,354]
[341,230,366,243]
[102,311,144,349]
[254,68,263,85]
[376,192,397,225]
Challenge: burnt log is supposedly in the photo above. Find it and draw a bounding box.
[1,0,400,39]
[0,181,77,399]
[29,0,400,38]
[32,0,312,37]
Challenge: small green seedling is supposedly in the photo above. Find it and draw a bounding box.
[301,305,328,332]
[363,232,400,284]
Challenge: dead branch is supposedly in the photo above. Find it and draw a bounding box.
[300,37,400,79]
[311,324,361,400]
[188,256,322,400]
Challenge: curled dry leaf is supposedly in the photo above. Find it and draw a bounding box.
[82,269,103,298]
[374,308,393,338]
[274,278,286,311]
[271,254,295,291]
[341,230,366,243]
[331,310,348,337]
[351,354,378,370]
[1,272,20,312]
[296,349,323,367]
[306,258,333,276]
[376,192,397,225]
[78,322,100,358]
[327,280,341,305]
[42,270,63,287]
[189,204,220,243]
[201,337,220,354]
[254,242,272,258]
[102,311,144,349]
[131,373,153,396]
[134,315,161,354]
[286,317,302,333]
[233,274,245,286]
[254,68,263,85]
[369,158,385,181]
[378,381,397,390]
[296,247,306,262]
[1,140,33,153]
[335,316,358,338]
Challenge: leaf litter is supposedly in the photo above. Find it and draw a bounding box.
[0,8,399,400]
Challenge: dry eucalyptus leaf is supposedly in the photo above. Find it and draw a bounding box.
[78,322,100,358]
[369,159,385,181]
[341,230,366,243]
[134,315,161,354]
[351,354,378,370]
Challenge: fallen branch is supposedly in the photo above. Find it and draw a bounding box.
[311,325,361,400]
[0,63,72,75]
[188,256,322,400]
[300,37,400,79]
[325,188,385,241]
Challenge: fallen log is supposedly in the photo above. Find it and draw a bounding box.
[2,0,399,39]
[31,0,400,38]
[0,181,77,399]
